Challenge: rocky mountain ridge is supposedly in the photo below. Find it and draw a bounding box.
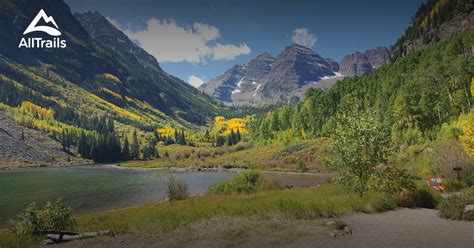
[201,44,390,106]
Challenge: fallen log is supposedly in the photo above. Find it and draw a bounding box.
[42,229,113,245]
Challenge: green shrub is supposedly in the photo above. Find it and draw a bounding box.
[368,168,440,208]
[166,176,189,201]
[256,174,281,192]
[443,179,466,192]
[368,168,416,195]
[438,187,474,220]
[413,186,441,209]
[209,170,279,195]
[9,199,74,236]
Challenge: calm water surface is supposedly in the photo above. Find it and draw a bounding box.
[0,165,330,226]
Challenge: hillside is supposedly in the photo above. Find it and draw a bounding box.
[0,109,85,168]
[392,0,474,59]
[0,0,228,166]
[0,0,221,127]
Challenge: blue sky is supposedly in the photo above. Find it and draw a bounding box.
[65,0,425,87]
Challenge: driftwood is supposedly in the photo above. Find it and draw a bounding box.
[41,229,113,245]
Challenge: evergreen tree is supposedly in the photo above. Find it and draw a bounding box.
[174,129,179,144]
[131,130,140,159]
[180,130,186,145]
[230,129,237,145]
[215,135,225,147]
[122,137,130,160]
[236,128,241,142]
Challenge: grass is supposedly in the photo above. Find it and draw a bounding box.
[119,138,332,173]
[73,185,392,234]
[0,185,393,247]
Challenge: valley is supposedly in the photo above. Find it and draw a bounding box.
[0,0,473,247]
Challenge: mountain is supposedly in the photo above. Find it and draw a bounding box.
[202,43,393,106]
[0,0,219,126]
[339,47,390,76]
[339,52,373,76]
[392,0,474,59]
[202,52,275,104]
[0,0,224,166]
[74,11,163,73]
[201,43,341,106]
[365,47,391,68]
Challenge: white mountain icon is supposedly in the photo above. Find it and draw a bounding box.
[23,9,61,36]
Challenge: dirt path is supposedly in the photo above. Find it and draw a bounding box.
[292,208,474,248]
[57,209,474,248]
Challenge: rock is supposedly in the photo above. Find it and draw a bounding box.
[464,205,474,211]
[344,226,353,235]
[329,232,337,237]
[338,46,390,77]
[365,47,390,69]
[41,239,55,245]
[463,205,474,221]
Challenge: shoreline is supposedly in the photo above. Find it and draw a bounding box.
[0,161,332,177]
[106,163,333,176]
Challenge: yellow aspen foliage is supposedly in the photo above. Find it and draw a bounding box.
[89,93,143,121]
[19,101,54,118]
[214,116,225,125]
[458,111,474,158]
[100,73,121,83]
[420,0,448,28]
[213,115,255,135]
[301,129,307,139]
[101,87,123,99]
[157,127,174,137]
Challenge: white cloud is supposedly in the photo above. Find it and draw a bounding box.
[112,18,250,64]
[291,28,317,48]
[212,43,251,60]
[187,75,205,88]
[193,23,220,41]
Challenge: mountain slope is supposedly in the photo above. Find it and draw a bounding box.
[392,0,474,59]
[202,53,275,103]
[201,44,340,106]
[0,0,220,127]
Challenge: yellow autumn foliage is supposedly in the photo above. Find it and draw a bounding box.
[100,73,121,83]
[458,111,474,159]
[19,101,54,119]
[157,127,175,137]
[420,0,448,28]
[101,87,123,99]
[213,115,255,135]
[89,93,143,121]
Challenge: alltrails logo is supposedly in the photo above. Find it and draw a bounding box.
[18,9,67,48]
